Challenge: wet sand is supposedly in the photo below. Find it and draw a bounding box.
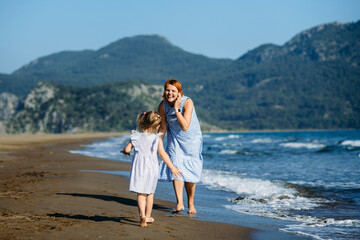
[0,133,254,239]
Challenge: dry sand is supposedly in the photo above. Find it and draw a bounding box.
[0,133,254,239]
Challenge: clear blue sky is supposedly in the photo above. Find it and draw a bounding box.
[0,0,359,74]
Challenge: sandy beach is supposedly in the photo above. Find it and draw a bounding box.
[0,133,254,240]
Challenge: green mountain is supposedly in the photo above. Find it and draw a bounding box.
[1,21,359,132]
[2,35,231,95]
[192,22,360,129]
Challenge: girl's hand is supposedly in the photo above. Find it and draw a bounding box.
[120,150,130,155]
[174,93,182,111]
[121,141,133,155]
[171,167,183,179]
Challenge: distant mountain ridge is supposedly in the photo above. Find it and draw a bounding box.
[240,22,360,63]
[1,20,359,131]
[193,21,360,129]
[6,34,231,95]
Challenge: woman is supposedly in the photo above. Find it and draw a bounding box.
[158,78,203,214]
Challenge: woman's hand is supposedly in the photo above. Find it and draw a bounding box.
[174,93,182,111]
[171,167,183,179]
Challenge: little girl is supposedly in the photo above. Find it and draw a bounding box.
[121,111,182,227]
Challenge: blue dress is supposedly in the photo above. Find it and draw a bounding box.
[159,96,203,183]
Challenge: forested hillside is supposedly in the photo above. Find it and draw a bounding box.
[188,21,360,129]
[1,35,231,96]
[1,21,359,132]
[3,81,163,133]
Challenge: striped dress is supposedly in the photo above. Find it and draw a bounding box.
[159,96,203,183]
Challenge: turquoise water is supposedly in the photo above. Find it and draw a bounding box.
[71,130,360,240]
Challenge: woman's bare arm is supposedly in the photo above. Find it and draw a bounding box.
[158,138,182,178]
[158,101,167,139]
[174,94,193,131]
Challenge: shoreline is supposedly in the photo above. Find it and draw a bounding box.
[202,128,358,134]
[0,133,254,239]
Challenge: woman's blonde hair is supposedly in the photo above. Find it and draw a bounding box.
[137,111,162,132]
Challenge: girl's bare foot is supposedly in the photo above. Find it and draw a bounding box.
[146,217,155,223]
[140,217,147,227]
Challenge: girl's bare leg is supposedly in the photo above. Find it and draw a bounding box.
[172,180,185,212]
[137,193,147,227]
[145,193,155,223]
[185,182,197,214]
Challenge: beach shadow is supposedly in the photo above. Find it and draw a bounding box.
[47,213,138,226]
[57,193,171,212]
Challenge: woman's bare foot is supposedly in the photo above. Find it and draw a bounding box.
[188,208,197,214]
[188,203,197,214]
[171,204,185,214]
[146,217,155,223]
[140,217,147,227]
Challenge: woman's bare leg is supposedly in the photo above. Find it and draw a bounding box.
[185,182,197,214]
[172,180,185,212]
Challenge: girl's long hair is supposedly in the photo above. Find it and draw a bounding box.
[137,111,162,132]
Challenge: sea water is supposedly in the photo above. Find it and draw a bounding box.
[70,130,360,240]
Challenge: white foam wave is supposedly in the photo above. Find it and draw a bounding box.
[209,144,222,148]
[214,137,227,141]
[210,142,243,149]
[70,149,125,161]
[87,142,115,148]
[251,138,273,143]
[201,169,297,199]
[228,134,241,139]
[280,227,325,240]
[290,180,360,189]
[280,218,360,240]
[201,169,338,235]
[209,167,360,240]
[226,203,360,227]
[214,134,241,141]
[341,140,360,147]
[69,135,131,162]
[69,150,90,155]
[218,149,238,155]
[280,142,326,149]
[224,142,243,147]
